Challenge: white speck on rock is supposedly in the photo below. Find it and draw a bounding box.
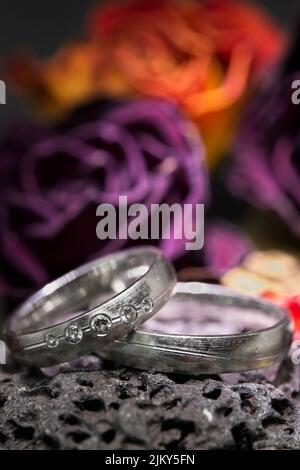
[203,408,213,423]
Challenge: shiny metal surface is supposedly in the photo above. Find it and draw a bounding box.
[5,247,176,367]
[101,282,292,375]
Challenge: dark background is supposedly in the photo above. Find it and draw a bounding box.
[0,0,298,131]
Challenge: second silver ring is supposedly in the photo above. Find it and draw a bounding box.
[100,282,292,375]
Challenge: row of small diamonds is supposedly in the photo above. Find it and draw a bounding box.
[44,297,153,348]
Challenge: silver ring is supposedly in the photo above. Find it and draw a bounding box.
[100,282,292,375]
[5,247,176,367]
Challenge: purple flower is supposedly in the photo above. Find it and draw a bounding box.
[204,220,253,276]
[230,23,300,237]
[0,98,208,299]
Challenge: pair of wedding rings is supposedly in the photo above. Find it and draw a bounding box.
[4,247,292,374]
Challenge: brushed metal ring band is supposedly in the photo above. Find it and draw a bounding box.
[5,247,176,367]
[100,282,292,375]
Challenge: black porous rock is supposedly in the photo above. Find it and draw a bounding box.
[0,356,300,450]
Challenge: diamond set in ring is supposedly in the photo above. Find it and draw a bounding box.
[141,297,153,314]
[121,304,138,324]
[65,324,83,344]
[90,314,112,336]
[45,332,58,348]
[45,297,153,347]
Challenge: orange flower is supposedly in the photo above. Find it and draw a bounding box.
[8,0,284,166]
[222,250,300,339]
[8,44,133,118]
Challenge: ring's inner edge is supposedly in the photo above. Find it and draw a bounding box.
[140,287,285,336]
[9,251,156,334]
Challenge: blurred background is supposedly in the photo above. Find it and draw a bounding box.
[0,0,297,130]
[1,0,300,335]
